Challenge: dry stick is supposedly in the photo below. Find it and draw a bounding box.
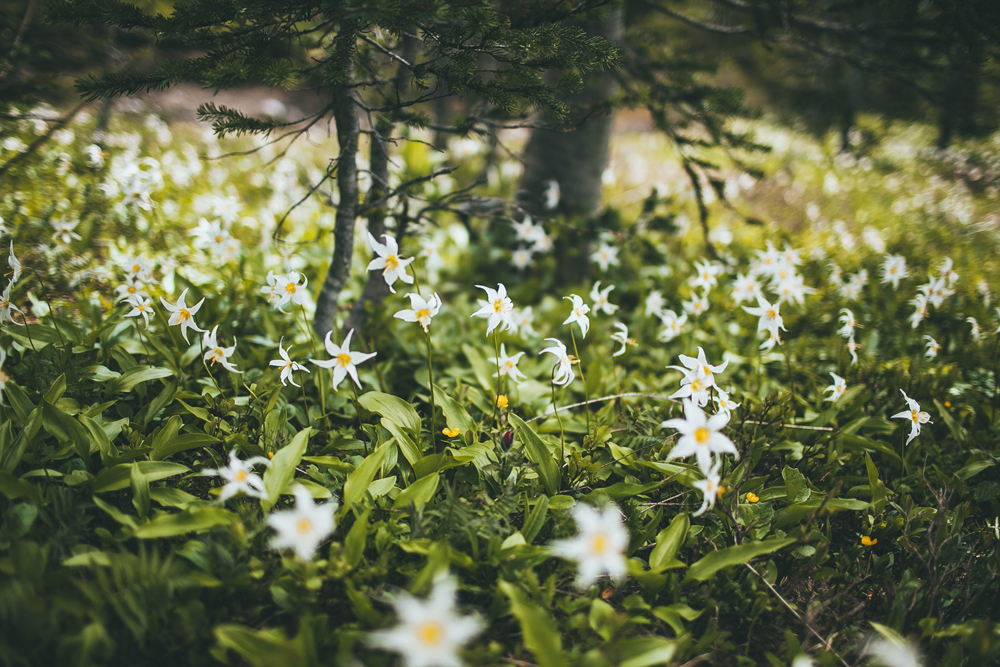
[744,562,852,667]
[526,392,676,423]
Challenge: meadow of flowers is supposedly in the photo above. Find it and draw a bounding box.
[0,103,998,667]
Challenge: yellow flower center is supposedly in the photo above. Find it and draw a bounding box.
[178,308,190,321]
[132,264,140,273]
[128,286,136,294]
[766,308,776,320]
[385,255,399,271]
[691,379,704,393]
[416,308,430,321]
[234,470,247,482]
[694,427,710,445]
[911,409,919,422]
[0,370,8,383]
[285,283,296,294]
[590,532,609,555]
[215,235,223,243]
[493,299,504,313]
[337,353,352,368]
[297,518,312,534]
[416,621,444,647]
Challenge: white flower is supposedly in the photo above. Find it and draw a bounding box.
[690,259,721,291]
[511,247,534,270]
[937,256,958,286]
[51,216,81,245]
[838,309,857,338]
[823,372,846,402]
[539,338,575,386]
[590,281,618,315]
[674,346,729,390]
[125,296,154,328]
[924,335,941,359]
[366,233,414,294]
[418,238,446,274]
[491,344,527,383]
[159,288,206,343]
[7,242,21,283]
[754,241,782,277]
[909,293,929,329]
[610,322,636,357]
[269,338,310,387]
[531,231,554,254]
[880,254,908,289]
[846,336,860,365]
[550,503,629,587]
[83,144,104,168]
[742,294,785,348]
[713,387,740,417]
[692,461,723,516]
[121,253,154,283]
[967,317,982,343]
[274,271,309,313]
[511,215,544,244]
[791,655,815,667]
[203,326,241,374]
[562,294,591,338]
[682,292,709,317]
[260,270,282,306]
[510,306,538,338]
[543,179,560,210]
[311,328,377,390]
[395,292,443,332]
[0,283,23,326]
[202,450,270,501]
[115,279,148,303]
[645,290,666,317]
[662,399,739,474]
[470,283,515,336]
[774,272,814,306]
[864,636,922,667]
[657,309,687,343]
[591,242,620,272]
[367,576,483,667]
[266,485,337,561]
[731,273,761,305]
[890,389,931,446]
[920,276,953,308]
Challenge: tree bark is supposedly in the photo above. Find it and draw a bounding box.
[517,7,623,217]
[342,33,420,335]
[313,80,360,338]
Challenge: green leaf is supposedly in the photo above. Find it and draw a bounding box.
[151,433,219,461]
[358,391,421,437]
[132,507,237,538]
[43,374,68,403]
[393,472,439,511]
[432,384,476,434]
[522,496,549,543]
[865,453,887,514]
[91,461,190,493]
[301,456,354,473]
[130,463,150,518]
[213,624,306,667]
[342,442,390,509]
[599,481,661,500]
[782,466,811,504]
[933,399,964,443]
[650,513,689,571]
[955,459,994,481]
[41,399,93,465]
[343,508,370,568]
[78,413,115,461]
[104,365,174,395]
[618,637,679,667]
[381,417,423,467]
[262,428,312,511]
[499,580,568,667]
[685,538,796,582]
[0,471,40,503]
[508,413,559,496]
[461,344,496,393]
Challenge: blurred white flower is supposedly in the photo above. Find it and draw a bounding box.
[657,309,687,343]
[203,326,241,374]
[838,309,858,338]
[563,294,591,338]
[471,283,514,336]
[543,179,560,209]
[267,485,337,561]
[967,317,982,343]
[731,273,762,305]
[864,636,922,667]
[511,247,533,270]
[7,242,21,283]
[0,283,24,326]
[682,292,709,317]
[51,216,81,245]
[510,306,538,338]
[847,335,860,365]
[645,290,666,318]
[743,294,785,349]
[115,279,148,303]
[367,576,483,667]
[540,338,575,386]
[550,503,629,587]
[490,344,527,383]
[924,335,941,359]
[511,216,544,244]
[591,242,620,272]
[160,288,205,343]
[880,254,908,289]
[610,322,636,357]
[909,294,929,329]
[662,399,739,474]
[690,259,721,291]
[692,461,723,516]
[824,372,846,402]
[202,450,270,501]
[590,281,618,315]
[713,387,740,417]
[366,233,414,294]
[125,296,154,328]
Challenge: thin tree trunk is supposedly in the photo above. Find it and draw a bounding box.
[313,80,360,338]
[517,6,622,216]
[343,33,420,335]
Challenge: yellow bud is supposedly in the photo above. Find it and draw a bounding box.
[496,395,509,409]
[745,492,759,503]
[861,535,877,546]
[442,427,461,437]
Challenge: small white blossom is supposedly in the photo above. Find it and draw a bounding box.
[125,296,154,328]
[203,326,241,374]
[202,450,270,501]
[490,344,527,384]
[550,503,629,587]
[395,292,443,332]
[591,242,620,272]
[366,233,414,294]
[159,288,206,343]
[692,461,723,517]
[311,328,377,390]
[562,294,591,338]
[924,335,941,359]
[590,281,618,315]
[7,242,21,283]
[657,309,687,343]
[267,485,337,561]
[269,338,310,387]
[880,254,908,289]
[662,399,739,474]
[539,338,575,387]
[645,290,666,318]
[890,389,931,446]
[610,322,636,357]
[824,372,846,402]
[470,283,515,336]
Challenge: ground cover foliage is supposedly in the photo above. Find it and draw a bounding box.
[0,106,999,667]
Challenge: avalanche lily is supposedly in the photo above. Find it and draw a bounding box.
[610,322,636,357]
[471,283,514,336]
[269,338,310,387]
[311,328,377,390]
[7,242,21,282]
[395,292,443,332]
[203,326,241,373]
[590,281,618,315]
[202,450,270,501]
[266,485,337,561]
[366,232,414,294]
[890,389,931,445]
[490,344,527,384]
[540,338,575,387]
[662,399,739,474]
[823,372,846,402]
[550,503,629,587]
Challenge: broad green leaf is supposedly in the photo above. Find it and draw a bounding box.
[213,624,306,667]
[381,417,422,467]
[599,481,661,500]
[81,365,121,382]
[619,637,679,667]
[301,456,354,473]
[149,487,199,508]
[342,442,390,509]
[589,599,621,641]
[262,428,312,511]
[78,413,115,461]
[865,453,887,514]
[782,465,811,504]
[685,538,796,582]
[461,344,497,393]
[0,471,40,503]
[41,399,92,465]
[393,472,439,511]
[43,374,68,403]
[0,407,41,473]
[132,507,237,538]
[955,459,995,480]
[650,513,689,571]
[432,384,476,434]
[131,463,150,518]
[499,580,567,667]
[652,604,702,635]
[522,496,549,543]
[91,461,190,493]
[508,413,559,496]
[358,391,421,436]
[3,381,34,423]
[93,496,138,528]
[151,433,219,461]
[142,379,177,424]
[104,365,174,395]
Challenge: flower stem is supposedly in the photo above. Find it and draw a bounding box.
[350,380,368,455]
[569,326,590,438]
[492,329,502,428]
[298,305,326,423]
[424,330,438,453]
[551,366,566,488]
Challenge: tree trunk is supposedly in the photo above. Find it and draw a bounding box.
[516,6,622,217]
[312,80,360,338]
[343,33,420,335]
